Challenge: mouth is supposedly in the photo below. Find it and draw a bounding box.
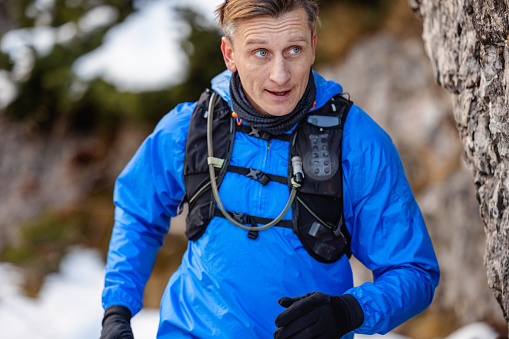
[267,89,291,98]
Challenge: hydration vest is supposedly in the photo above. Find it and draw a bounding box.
[179,89,352,263]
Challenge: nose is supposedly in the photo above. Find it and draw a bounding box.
[269,56,291,85]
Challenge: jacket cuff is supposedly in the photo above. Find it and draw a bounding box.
[102,287,142,317]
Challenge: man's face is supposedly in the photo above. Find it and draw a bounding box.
[221,8,317,116]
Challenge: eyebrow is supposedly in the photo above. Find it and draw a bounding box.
[245,38,268,46]
[288,36,309,43]
[244,36,309,46]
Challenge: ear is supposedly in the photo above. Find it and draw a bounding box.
[311,30,317,65]
[221,36,237,72]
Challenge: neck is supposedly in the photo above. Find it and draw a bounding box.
[229,70,316,135]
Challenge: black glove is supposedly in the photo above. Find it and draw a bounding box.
[100,305,134,339]
[274,292,364,339]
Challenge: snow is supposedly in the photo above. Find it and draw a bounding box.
[77,5,119,33]
[72,0,223,91]
[0,70,17,108]
[72,0,190,91]
[0,0,224,93]
[0,247,158,339]
[0,247,499,339]
[444,323,498,339]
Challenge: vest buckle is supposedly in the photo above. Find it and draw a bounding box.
[247,168,270,186]
[249,127,272,141]
[232,212,248,224]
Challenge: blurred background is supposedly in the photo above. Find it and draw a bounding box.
[0,0,506,338]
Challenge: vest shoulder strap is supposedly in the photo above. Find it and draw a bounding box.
[290,93,353,262]
[181,89,234,240]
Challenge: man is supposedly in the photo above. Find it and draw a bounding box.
[100,0,440,338]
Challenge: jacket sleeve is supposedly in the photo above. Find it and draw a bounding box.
[342,106,440,334]
[102,102,195,316]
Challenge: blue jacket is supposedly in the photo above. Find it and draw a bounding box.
[103,70,440,338]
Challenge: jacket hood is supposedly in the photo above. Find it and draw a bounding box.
[210,69,343,112]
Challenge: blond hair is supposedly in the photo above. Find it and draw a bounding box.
[215,0,319,38]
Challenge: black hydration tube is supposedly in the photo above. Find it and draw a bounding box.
[206,91,303,232]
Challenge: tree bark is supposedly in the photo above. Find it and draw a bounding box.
[409,0,509,326]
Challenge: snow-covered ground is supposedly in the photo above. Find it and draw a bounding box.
[0,248,157,339]
[0,247,499,339]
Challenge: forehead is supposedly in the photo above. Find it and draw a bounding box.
[233,8,312,46]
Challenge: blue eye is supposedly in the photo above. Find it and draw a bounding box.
[290,47,300,54]
[255,50,267,57]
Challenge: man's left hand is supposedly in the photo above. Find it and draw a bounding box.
[273,292,364,339]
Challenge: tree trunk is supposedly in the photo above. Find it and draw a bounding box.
[409,0,509,326]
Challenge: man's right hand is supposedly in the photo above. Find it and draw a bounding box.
[100,305,134,339]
